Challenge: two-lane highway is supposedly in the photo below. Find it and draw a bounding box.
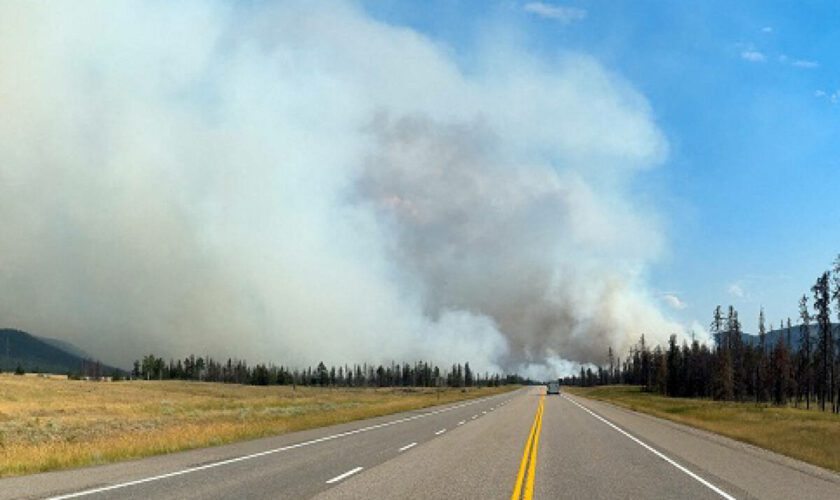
[1,387,838,499]
[0,390,517,499]
[317,387,840,499]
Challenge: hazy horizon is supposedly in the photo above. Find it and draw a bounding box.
[2,1,839,378]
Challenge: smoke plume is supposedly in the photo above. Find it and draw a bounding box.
[0,1,682,375]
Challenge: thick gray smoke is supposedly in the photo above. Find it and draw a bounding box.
[0,1,682,375]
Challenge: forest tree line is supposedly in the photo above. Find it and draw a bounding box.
[564,256,840,413]
[129,355,526,388]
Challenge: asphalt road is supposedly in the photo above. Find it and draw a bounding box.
[1,387,838,499]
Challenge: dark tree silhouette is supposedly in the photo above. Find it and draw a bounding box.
[799,295,813,409]
[812,272,833,411]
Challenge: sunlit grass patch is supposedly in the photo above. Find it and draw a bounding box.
[565,385,840,472]
[0,374,516,477]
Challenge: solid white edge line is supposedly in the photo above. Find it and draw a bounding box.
[47,392,511,500]
[562,395,736,500]
[398,442,418,452]
[435,429,446,435]
[325,466,363,484]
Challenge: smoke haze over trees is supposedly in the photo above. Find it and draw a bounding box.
[0,1,684,377]
[567,255,840,413]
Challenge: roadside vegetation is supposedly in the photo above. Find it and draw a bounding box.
[565,385,840,472]
[564,254,840,416]
[0,374,516,477]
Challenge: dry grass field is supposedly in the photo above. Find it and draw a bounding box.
[0,373,515,477]
[565,385,840,472]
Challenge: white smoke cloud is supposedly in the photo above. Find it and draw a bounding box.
[689,321,712,345]
[0,0,680,376]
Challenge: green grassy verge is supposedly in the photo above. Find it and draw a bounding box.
[565,385,840,473]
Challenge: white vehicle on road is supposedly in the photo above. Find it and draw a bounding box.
[547,381,560,394]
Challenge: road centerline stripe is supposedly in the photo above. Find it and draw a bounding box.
[511,391,545,500]
[523,399,544,499]
[326,466,363,484]
[562,395,735,500]
[398,442,417,452]
[46,391,514,500]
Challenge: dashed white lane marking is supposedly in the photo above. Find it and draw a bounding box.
[435,429,446,435]
[458,420,465,426]
[326,466,364,484]
[471,415,478,419]
[398,442,418,452]
[482,411,487,414]
[562,395,735,500]
[47,392,509,499]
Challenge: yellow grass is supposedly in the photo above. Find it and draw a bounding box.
[0,373,516,477]
[565,385,840,472]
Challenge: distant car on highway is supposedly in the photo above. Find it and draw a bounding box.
[547,381,560,394]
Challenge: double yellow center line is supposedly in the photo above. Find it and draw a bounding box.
[511,392,545,500]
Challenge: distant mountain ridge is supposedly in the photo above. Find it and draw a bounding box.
[715,324,839,351]
[38,336,94,360]
[0,328,119,374]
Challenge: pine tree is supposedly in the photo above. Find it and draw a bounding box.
[771,335,792,405]
[316,361,329,386]
[666,335,680,396]
[728,306,747,401]
[799,295,813,409]
[832,254,840,413]
[713,344,734,401]
[711,306,724,346]
[785,318,797,402]
[756,307,769,402]
[785,318,792,349]
[812,272,833,411]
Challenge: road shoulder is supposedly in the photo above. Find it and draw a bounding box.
[565,393,840,500]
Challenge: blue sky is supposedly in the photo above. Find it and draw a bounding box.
[362,0,840,334]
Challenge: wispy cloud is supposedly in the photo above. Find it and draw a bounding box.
[792,59,819,69]
[761,26,773,34]
[728,283,746,299]
[524,2,587,23]
[815,89,839,105]
[661,293,687,310]
[741,50,766,62]
[780,54,819,69]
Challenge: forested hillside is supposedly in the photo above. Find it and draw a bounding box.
[0,329,116,376]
